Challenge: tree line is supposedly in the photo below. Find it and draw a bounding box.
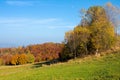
[0,43,63,65]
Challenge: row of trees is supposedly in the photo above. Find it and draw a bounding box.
[0,43,63,65]
[0,53,34,65]
[27,43,63,62]
[60,3,120,61]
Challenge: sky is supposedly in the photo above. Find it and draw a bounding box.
[0,0,120,48]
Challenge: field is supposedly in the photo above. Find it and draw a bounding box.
[0,51,120,80]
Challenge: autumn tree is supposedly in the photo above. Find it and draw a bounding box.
[62,25,90,59]
[104,2,120,34]
[73,26,90,56]
[27,53,35,63]
[0,58,3,65]
[60,5,116,61]
[10,54,19,65]
[2,54,12,65]
[64,30,76,58]
[17,54,28,65]
[87,6,116,54]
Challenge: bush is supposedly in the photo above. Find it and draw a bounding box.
[17,54,28,65]
[10,53,35,65]
[0,58,3,65]
[27,53,35,63]
[10,54,19,65]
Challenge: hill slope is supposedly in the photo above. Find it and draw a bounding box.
[0,51,120,80]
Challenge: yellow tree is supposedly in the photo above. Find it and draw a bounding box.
[64,25,90,58]
[73,26,90,56]
[17,54,28,65]
[87,6,116,54]
[62,5,116,61]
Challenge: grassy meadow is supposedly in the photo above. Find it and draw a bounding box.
[0,51,120,80]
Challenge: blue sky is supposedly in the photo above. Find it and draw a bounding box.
[0,0,120,47]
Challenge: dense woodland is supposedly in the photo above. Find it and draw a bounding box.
[0,3,120,65]
[0,43,63,65]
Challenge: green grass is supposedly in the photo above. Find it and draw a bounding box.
[0,52,120,80]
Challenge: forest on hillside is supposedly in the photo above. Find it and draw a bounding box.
[0,2,120,65]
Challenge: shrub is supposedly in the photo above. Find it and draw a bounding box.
[27,53,35,63]
[0,58,3,65]
[10,54,19,65]
[17,54,28,65]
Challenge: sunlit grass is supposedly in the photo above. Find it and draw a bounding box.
[0,51,120,80]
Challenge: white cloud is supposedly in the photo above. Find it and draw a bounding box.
[0,18,57,24]
[0,17,74,29]
[6,1,33,6]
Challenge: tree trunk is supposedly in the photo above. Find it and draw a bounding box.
[75,50,77,59]
[85,43,88,55]
[95,48,98,56]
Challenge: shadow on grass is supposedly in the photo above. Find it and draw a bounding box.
[32,59,59,68]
